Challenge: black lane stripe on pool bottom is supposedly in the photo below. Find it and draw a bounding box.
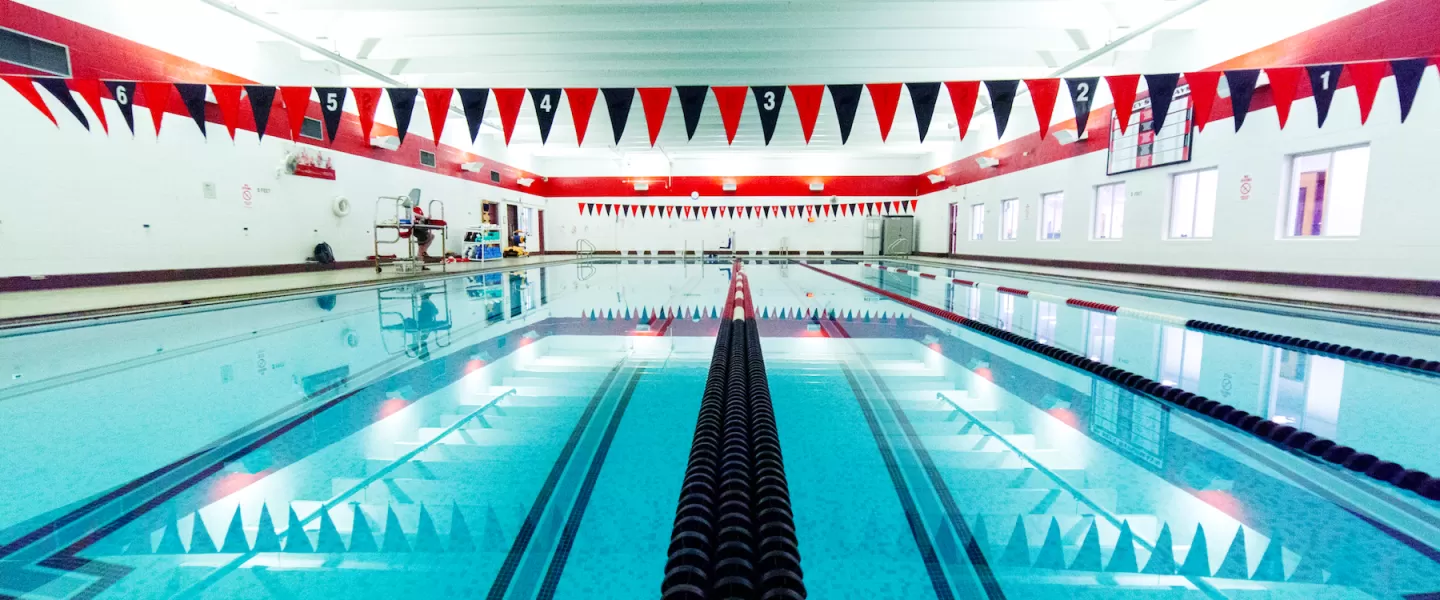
[486,359,628,600]
[535,365,647,600]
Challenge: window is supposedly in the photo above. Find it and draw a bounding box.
[970,204,985,240]
[1093,182,1126,239]
[1039,192,1063,239]
[1169,168,1217,239]
[1035,302,1057,344]
[1000,199,1018,240]
[1159,327,1203,389]
[1285,146,1369,237]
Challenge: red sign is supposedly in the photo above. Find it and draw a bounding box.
[289,149,337,180]
[293,164,336,180]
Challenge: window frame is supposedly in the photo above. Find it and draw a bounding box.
[1092,182,1126,240]
[1167,166,1219,240]
[1280,144,1370,239]
[1038,191,1064,241]
[970,203,985,241]
[1000,198,1019,241]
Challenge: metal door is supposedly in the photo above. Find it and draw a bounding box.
[862,217,882,255]
[881,216,915,255]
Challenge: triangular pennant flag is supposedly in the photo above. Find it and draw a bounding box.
[220,506,249,553]
[638,87,671,146]
[352,87,382,142]
[415,505,444,552]
[245,85,276,141]
[174,83,208,138]
[189,511,218,553]
[1105,74,1141,134]
[383,507,410,552]
[577,202,585,215]
[253,504,282,552]
[1251,536,1285,581]
[280,86,313,141]
[1064,77,1098,135]
[601,88,635,144]
[1182,71,1221,132]
[155,508,185,553]
[565,88,597,145]
[1263,67,1303,129]
[649,204,658,217]
[211,84,243,140]
[622,205,630,217]
[667,205,675,218]
[316,509,345,552]
[789,85,824,143]
[449,504,476,552]
[944,81,980,140]
[906,82,941,142]
[314,87,347,142]
[1141,524,1176,574]
[453,88,490,145]
[4,76,57,126]
[1178,524,1211,576]
[1034,517,1066,569]
[1307,64,1344,128]
[529,88,561,144]
[866,83,902,142]
[701,206,709,218]
[763,206,771,218]
[1107,520,1138,572]
[104,81,137,134]
[683,206,691,218]
[983,80,1018,138]
[1143,74,1179,133]
[674,85,709,141]
[34,77,88,130]
[140,81,174,136]
[829,84,863,144]
[422,88,453,146]
[713,86,748,144]
[1023,79,1060,139]
[1070,521,1102,571]
[632,205,641,218]
[349,505,378,552]
[492,88,525,145]
[1213,526,1248,579]
[1224,69,1260,131]
[387,88,419,144]
[752,85,786,145]
[70,79,108,133]
[848,203,857,216]
[728,206,737,218]
[910,199,918,212]
[1001,516,1029,566]
[1348,61,1388,125]
[745,206,754,219]
[1391,58,1428,123]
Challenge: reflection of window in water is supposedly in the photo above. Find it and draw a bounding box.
[995,291,1015,331]
[1034,301,1058,344]
[1090,382,1167,468]
[1085,312,1117,363]
[967,286,981,320]
[1159,326,1203,389]
[1267,348,1344,438]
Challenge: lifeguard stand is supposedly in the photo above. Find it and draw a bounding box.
[373,188,449,274]
[378,281,453,358]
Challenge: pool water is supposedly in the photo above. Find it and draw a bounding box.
[0,260,1436,599]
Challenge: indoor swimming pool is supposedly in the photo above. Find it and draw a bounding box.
[1,260,1436,599]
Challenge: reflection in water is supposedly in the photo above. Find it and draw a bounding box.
[1266,348,1345,438]
[1084,312,1117,363]
[995,290,1015,331]
[1034,301,1057,344]
[379,282,453,360]
[1159,326,1203,389]
[1090,380,1168,469]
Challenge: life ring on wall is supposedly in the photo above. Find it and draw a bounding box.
[332,196,351,217]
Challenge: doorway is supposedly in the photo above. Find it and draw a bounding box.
[948,202,959,255]
[506,203,519,245]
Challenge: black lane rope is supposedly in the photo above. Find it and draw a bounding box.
[1185,319,1440,377]
[663,265,806,600]
[797,261,1440,503]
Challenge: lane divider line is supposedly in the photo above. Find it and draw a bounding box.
[802,261,1440,502]
[856,262,1440,378]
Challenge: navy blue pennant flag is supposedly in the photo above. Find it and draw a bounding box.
[1305,65,1343,128]
[983,80,1018,138]
[314,87,347,142]
[457,88,489,143]
[677,86,708,140]
[34,77,89,130]
[1224,70,1259,132]
[906,82,941,142]
[1143,74,1179,133]
[174,83,209,137]
[602,88,635,144]
[104,81,138,135]
[828,84,863,144]
[763,206,771,218]
[245,85,276,141]
[751,85,786,145]
[1390,57,1429,123]
[387,88,418,143]
[530,88,561,143]
[1065,77,1099,134]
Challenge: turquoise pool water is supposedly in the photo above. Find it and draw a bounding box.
[0,260,1436,599]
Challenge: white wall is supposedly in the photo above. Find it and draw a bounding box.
[0,89,544,277]
[917,70,1440,280]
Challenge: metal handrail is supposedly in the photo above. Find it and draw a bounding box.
[577,239,596,256]
[885,237,908,254]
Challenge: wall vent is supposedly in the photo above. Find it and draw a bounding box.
[490,170,501,183]
[300,117,323,140]
[419,150,437,168]
[0,28,71,76]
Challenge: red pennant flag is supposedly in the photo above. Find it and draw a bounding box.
[650,205,658,217]
[822,204,831,217]
[139,81,175,135]
[789,85,825,143]
[352,88,382,141]
[910,199,918,212]
[891,201,900,213]
[838,204,848,217]
[667,206,675,218]
[1182,71,1221,132]
[70,79,107,133]
[632,205,642,218]
[866,83,902,142]
[1104,75,1140,134]
[637,87,671,146]
[422,88,453,146]
[1264,67,1303,129]
[713,86,748,144]
[1022,79,1060,139]
[702,206,709,218]
[1348,61,1388,125]
[279,86,312,141]
[577,202,585,214]
[566,88,598,146]
[209,84,243,140]
[493,88,525,145]
[944,81,980,140]
[2,76,57,126]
